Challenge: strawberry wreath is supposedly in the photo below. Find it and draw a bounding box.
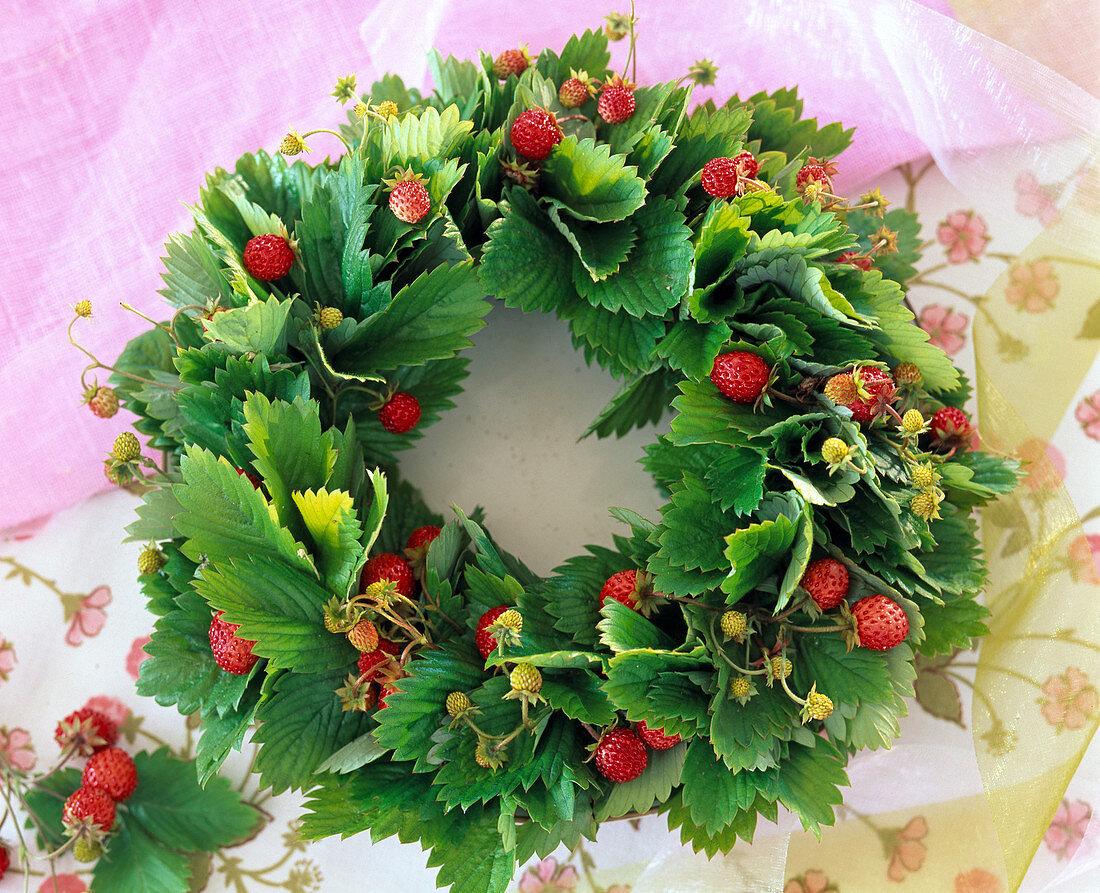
[75,17,1020,893]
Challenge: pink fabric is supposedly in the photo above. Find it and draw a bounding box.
[1,0,1095,532]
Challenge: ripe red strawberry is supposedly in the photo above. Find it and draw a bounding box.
[55,707,118,754]
[598,85,635,124]
[63,786,116,832]
[510,108,563,161]
[851,595,909,651]
[361,553,415,598]
[599,570,641,611]
[843,367,896,423]
[796,163,830,195]
[732,151,760,179]
[82,747,138,801]
[701,157,739,198]
[242,233,295,281]
[493,47,531,80]
[389,180,431,224]
[236,467,262,489]
[476,605,509,659]
[406,525,441,551]
[930,406,971,440]
[799,558,849,611]
[635,721,681,750]
[357,638,400,677]
[594,728,648,783]
[87,386,120,419]
[710,351,771,403]
[378,392,421,433]
[378,682,400,709]
[0,843,8,880]
[209,611,259,675]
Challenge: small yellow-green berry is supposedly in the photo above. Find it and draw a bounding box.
[73,835,102,862]
[802,690,834,721]
[112,431,141,462]
[901,409,925,434]
[280,130,310,156]
[74,300,93,318]
[910,490,943,522]
[729,676,752,698]
[496,609,523,631]
[893,362,922,386]
[911,462,938,490]
[353,101,370,118]
[769,656,793,681]
[509,662,542,694]
[446,691,473,717]
[376,100,399,120]
[823,373,857,405]
[820,438,849,464]
[720,610,747,639]
[319,306,344,330]
[137,545,166,575]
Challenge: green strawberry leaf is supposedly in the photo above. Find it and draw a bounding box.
[582,368,677,439]
[601,650,712,739]
[721,515,798,603]
[655,318,732,380]
[704,448,768,516]
[679,738,778,836]
[542,135,647,223]
[776,737,849,837]
[292,487,363,595]
[561,296,666,376]
[91,821,192,893]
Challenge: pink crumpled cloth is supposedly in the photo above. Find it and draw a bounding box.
[1,0,1095,533]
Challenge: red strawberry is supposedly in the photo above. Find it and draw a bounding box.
[389,180,431,224]
[599,570,642,611]
[63,786,116,832]
[347,618,379,653]
[834,251,873,271]
[476,605,509,660]
[594,728,648,783]
[82,747,138,801]
[843,367,896,423]
[558,71,592,108]
[800,558,849,611]
[361,553,415,598]
[510,108,563,161]
[851,595,909,651]
[243,233,295,281]
[710,351,771,403]
[209,611,259,675]
[0,843,7,880]
[931,406,971,439]
[598,75,635,124]
[732,151,760,179]
[55,707,118,754]
[87,386,120,419]
[378,392,421,433]
[236,467,262,489]
[357,639,400,677]
[406,525,441,551]
[492,47,530,80]
[378,682,400,709]
[796,163,830,195]
[701,157,739,198]
[635,721,681,750]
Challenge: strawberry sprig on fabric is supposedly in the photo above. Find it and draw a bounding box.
[96,16,1022,893]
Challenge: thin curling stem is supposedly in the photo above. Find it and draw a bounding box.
[302,128,353,154]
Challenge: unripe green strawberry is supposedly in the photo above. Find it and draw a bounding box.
[768,656,793,681]
[376,100,399,119]
[74,300,93,318]
[112,432,141,462]
[901,409,926,434]
[729,676,752,699]
[319,306,343,330]
[73,836,102,862]
[347,619,379,653]
[137,544,166,575]
[824,373,857,405]
[509,662,542,695]
[801,689,834,722]
[496,609,522,632]
[911,462,938,490]
[446,691,473,717]
[720,610,747,639]
[820,438,849,464]
[910,490,943,521]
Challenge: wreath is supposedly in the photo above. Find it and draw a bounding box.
[71,17,1020,893]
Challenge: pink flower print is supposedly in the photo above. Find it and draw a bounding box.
[1075,389,1100,441]
[0,726,36,772]
[0,638,15,683]
[1005,260,1059,313]
[1039,668,1099,731]
[38,875,89,893]
[887,816,928,881]
[518,858,579,893]
[918,304,970,356]
[126,635,152,679]
[82,695,131,729]
[64,585,111,646]
[784,870,837,893]
[937,210,989,264]
[1044,798,1092,860]
[1014,173,1060,226]
[1068,534,1100,584]
[1014,438,1066,491]
[955,868,1003,893]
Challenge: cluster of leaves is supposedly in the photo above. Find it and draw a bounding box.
[24,748,259,893]
[108,24,1021,893]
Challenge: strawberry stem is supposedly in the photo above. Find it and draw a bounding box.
[301,128,352,155]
